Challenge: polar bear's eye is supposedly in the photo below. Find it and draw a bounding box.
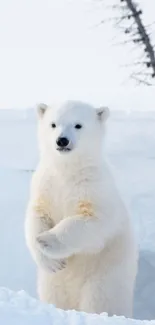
[75,124,82,129]
[51,123,56,128]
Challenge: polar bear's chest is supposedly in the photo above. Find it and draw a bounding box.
[53,182,79,221]
[52,176,95,223]
[55,188,78,220]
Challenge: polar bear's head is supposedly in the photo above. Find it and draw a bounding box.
[37,100,109,165]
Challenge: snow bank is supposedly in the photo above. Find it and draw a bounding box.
[0,288,154,325]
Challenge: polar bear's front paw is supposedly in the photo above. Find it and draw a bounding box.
[37,230,66,259]
[48,258,66,273]
[39,252,66,273]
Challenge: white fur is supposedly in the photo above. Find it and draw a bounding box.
[25,100,138,317]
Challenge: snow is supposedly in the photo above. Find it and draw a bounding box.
[0,288,155,325]
[0,108,155,324]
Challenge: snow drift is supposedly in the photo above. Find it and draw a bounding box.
[0,288,155,325]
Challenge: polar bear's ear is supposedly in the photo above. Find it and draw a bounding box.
[37,103,48,118]
[96,106,110,123]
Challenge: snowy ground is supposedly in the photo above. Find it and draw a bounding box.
[1,289,155,325]
[0,109,155,323]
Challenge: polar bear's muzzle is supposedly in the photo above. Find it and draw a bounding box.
[56,136,72,153]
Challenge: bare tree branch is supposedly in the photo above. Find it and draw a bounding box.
[97,0,155,85]
[124,0,155,79]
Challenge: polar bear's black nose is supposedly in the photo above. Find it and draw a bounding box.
[56,137,69,148]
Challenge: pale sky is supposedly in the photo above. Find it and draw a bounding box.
[0,0,154,110]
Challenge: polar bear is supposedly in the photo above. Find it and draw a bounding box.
[25,100,138,317]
